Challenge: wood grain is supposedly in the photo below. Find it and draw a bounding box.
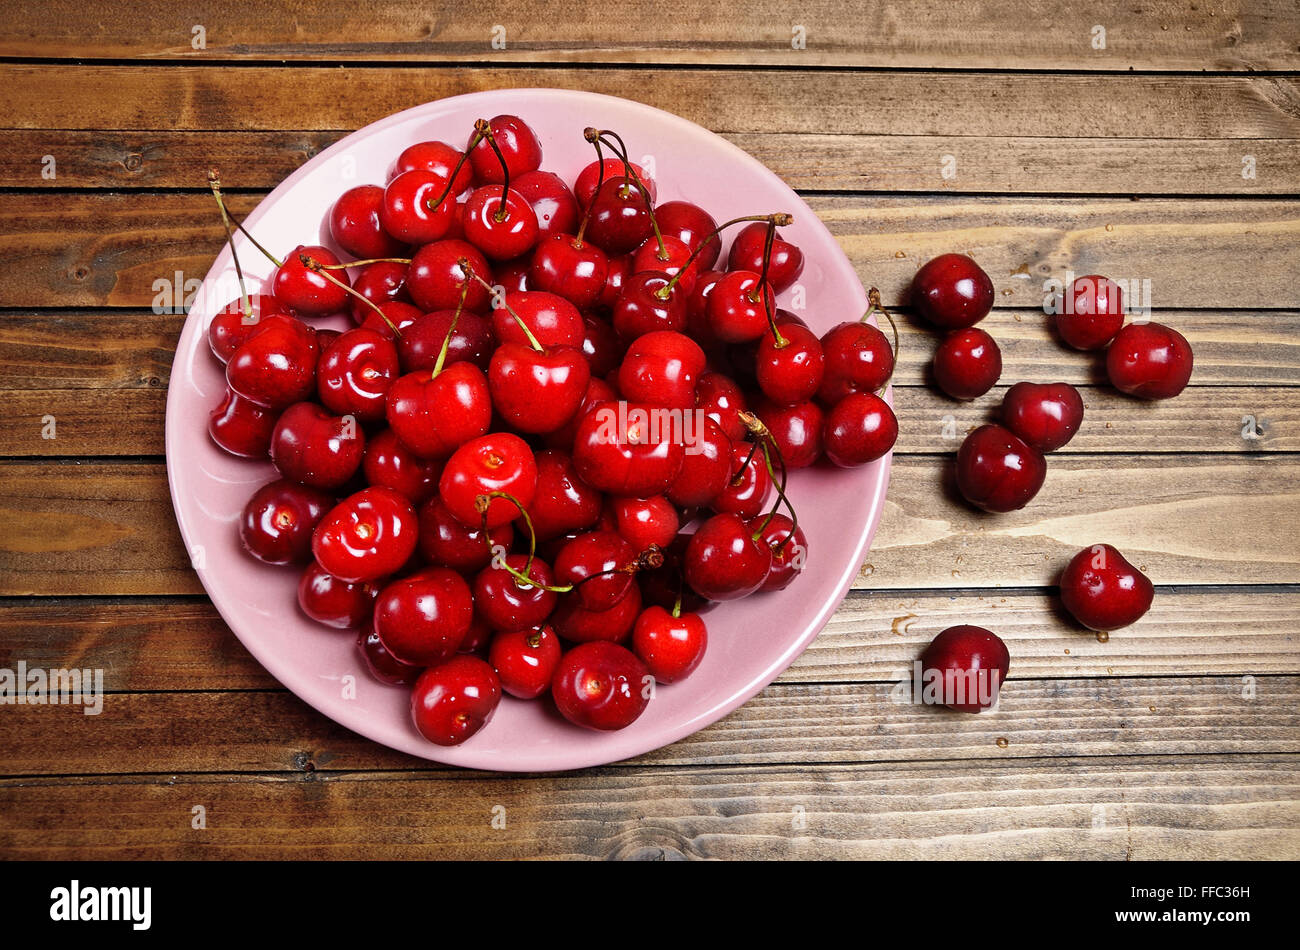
[3,193,1298,310]
[1,2,1296,70]
[1,756,1295,859]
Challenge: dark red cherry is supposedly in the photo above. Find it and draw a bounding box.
[357,618,422,686]
[543,375,617,451]
[391,139,473,194]
[271,245,350,316]
[489,342,591,435]
[955,424,1047,513]
[316,327,400,423]
[373,567,474,666]
[584,176,653,254]
[818,321,895,404]
[750,513,807,591]
[757,323,825,406]
[411,655,501,746]
[511,170,580,237]
[1001,382,1084,452]
[727,221,804,293]
[631,235,698,295]
[439,432,538,529]
[684,513,773,601]
[240,478,334,566]
[696,371,748,442]
[551,641,650,731]
[380,169,455,245]
[574,159,653,208]
[711,441,772,518]
[330,184,406,260]
[572,400,686,496]
[270,401,366,490]
[462,186,540,261]
[529,233,609,309]
[407,240,492,313]
[397,308,495,374]
[1059,543,1155,631]
[529,449,604,542]
[755,399,824,470]
[474,554,558,632]
[554,530,636,612]
[363,428,442,504]
[706,271,775,344]
[912,253,994,330]
[312,486,419,582]
[655,200,719,270]
[494,255,531,293]
[617,330,706,409]
[685,270,725,344]
[492,290,584,349]
[208,388,276,458]
[458,614,491,655]
[1106,323,1194,399]
[467,115,542,185]
[357,300,423,343]
[298,561,379,629]
[489,624,563,699]
[581,314,624,378]
[1055,275,1124,350]
[666,417,732,508]
[611,271,687,338]
[607,495,679,553]
[417,495,511,572]
[934,327,1002,400]
[551,581,642,644]
[385,362,492,460]
[632,606,707,683]
[226,313,318,410]
[208,294,290,363]
[597,253,633,311]
[349,261,411,325]
[823,392,898,468]
[919,625,1010,713]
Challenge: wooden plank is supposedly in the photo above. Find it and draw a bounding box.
[1,756,1295,859]
[2,677,1294,776]
[4,67,1299,140]
[2,455,1297,595]
[7,130,1300,195]
[0,2,1296,70]
[3,587,1296,694]
[2,193,1298,310]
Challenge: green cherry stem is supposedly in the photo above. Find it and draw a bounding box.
[315,256,412,271]
[206,169,253,323]
[459,259,545,352]
[430,278,471,379]
[299,253,401,338]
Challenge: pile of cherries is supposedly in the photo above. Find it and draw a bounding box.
[203,115,900,746]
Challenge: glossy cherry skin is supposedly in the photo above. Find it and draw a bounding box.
[1001,382,1084,452]
[933,327,1002,400]
[529,233,609,309]
[397,308,494,374]
[632,606,707,683]
[666,417,732,508]
[574,159,653,208]
[272,245,350,316]
[711,441,772,519]
[297,561,379,629]
[417,496,511,572]
[684,513,773,601]
[706,271,776,344]
[912,253,995,329]
[208,294,290,363]
[655,200,719,269]
[572,400,686,496]
[554,530,638,611]
[462,186,540,261]
[617,330,706,409]
[330,184,406,260]
[407,240,493,313]
[488,342,591,434]
[755,399,824,470]
[467,115,542,185]
[597,253,633,310]
[208,389,277,458]
[358,300,424,343]
[584,176,653,254]
[696,371,748,442]
[494,255,531,293]
[544,375,618,451]
[606,495,679,556]
[551,641,650,731]
[316,327,400,423]
[270,402,366,490]
[349,260,411,324]
[391,139,473,194]
[1059,544,1154,631]
[750,513,807,592]
[638,534,712,616]
[240,479,334,566]
[1055,275,1124,350]
[757,323,825,406]
[493,290,584,349]
[955,424,1047,513]
[357,619,423,686]
[411,656,501,746]
[312,486,419,583]
[512,170,580,237]
[919,625,1010,713]
[611,271,687,338]
[631,234,699,295]
[458,614,492,655]
[362,428,442,504]
[1106,323,1194,399]
[685,269,725,343]
[727,221,805,293]
[581,314,624,378]
[385,362,492,460]
[823,392,898,468]
[529,449,604,542]
[490,625,563,699]
[818,321,895,404]
[380,169,455,245]
[551,581,643,644]
[373,567,474,666]
[474,554,558,632]
[439,432,538,529]
[226,314,318,410]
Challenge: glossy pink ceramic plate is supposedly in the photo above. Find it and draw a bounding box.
[166,89,891,771]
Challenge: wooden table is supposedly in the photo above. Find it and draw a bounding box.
[1,1,1298,860]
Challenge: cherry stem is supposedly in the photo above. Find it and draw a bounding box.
[749,218,777,304]
[573,132,605,245]
[423,123,487,214]
[756,440,798,551]
[654,212,793,300]
[762,279,787,348]
[206,169,253,323]
[732,439,761,487]
[299,253,400,338]
[586,128,665,258]
[459,258,545,352]
[477,120,513,222]
[317,256,411,271]
[864,286,900,395]
[430,279,470,378]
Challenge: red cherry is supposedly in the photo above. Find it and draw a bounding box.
[666,417,732,508]
[581,314,624,378]
[597,253,633,311]
[240,479,334,566]
[955,424,1047,513]
[529,233,609,309]
[462,186,540,261]
[489,342,591,434]
[226,314,318,410]
[373,567,474,666]
[726,221,805,293]
[655,200,719,269]
[638,534,713,616]
[458,614,491,655]
[411,655,501,746]
[474,554,558,631]
[270,402,366,491]
[312,486,419,582]
[750,513,807,591]
[1055,275,1124,350]
[379,169,455,245]
[297,561,379,629]
[706,271,775,344]
[584,176,653,254]
[685,269,725,343]
[912,253,994,329]
[349,261,411,325]
[1000,382,1084,452]
[316,327,400,423]
[391,139,473,194]
[919,625,1010,713]
[823,392,898,468]
[554,530,636,611]
[529,449,604,542]
[631,235,698,294]
[551,641,650,731]
[574,159,653,208]
[755,399,824,469]
[684,513,773,601]
[607,495,679,553]
[933,327,1002,400]
[489,625,563,699]
[397,308,495,374]
[357,619,422,686]
[757,323,825,406]
[695,371,748,442]
[271,245,350,316]
[407,240,492,312]
[632,606,707,683]
[611,271,687,338]
[362,428,442,504]
[617,330,706,409]
[817,321,895,404]
[208,388,276,458]
[385,362,492,460]
[330,184,406,260]
[711,441,772,518]
[494,255,531,293]
[417,495,512,572]
[572,400,686,496]
[492,290,584,349]
[544,375,618,451]
[467,115,542,185]
[511,170,580,236]
[208,294,289,363]
[1106,322,1194,399]
[551,582,643,644]
[439,432,538,529]
[357,300,423,343]
[1059,543,1155,631]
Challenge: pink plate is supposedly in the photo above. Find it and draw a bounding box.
[166,89,891,771]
